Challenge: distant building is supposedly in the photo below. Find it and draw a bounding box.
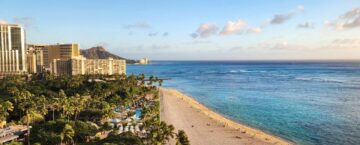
[0,24,27,75]
[1,23,125,76]
[52,56,126,76]
[138,58,149,64]
[26,44,44,73]
[43,43,80,69]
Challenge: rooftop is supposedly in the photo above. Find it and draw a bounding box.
[0,24,21,27]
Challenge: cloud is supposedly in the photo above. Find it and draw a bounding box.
[192,23,219,38]
[297,5,305,11]
[192,20,262,38]
[297,22,314,28]
[272,41,289,49]
[220,20,247,35]
[191,33,199,38]
[124,22,151,29]
[341,7,360,19]
[270,13,294,24]
[247,27,262,33]
[148,32,158,37]
[332,38,360,45]
[270,5,304,25]
[13,17,37,29]
[322,38,360,49]
[327,7,360,30]
[193,6,307,38]
[148,32,169,37]
[163,32,169,37]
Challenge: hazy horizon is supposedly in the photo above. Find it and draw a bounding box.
[142,59,360,61]
[1,0,360,60]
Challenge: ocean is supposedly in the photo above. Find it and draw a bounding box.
[127,61,360,145]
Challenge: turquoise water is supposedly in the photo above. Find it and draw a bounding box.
[135,109,142,120]
[127,61,360,145]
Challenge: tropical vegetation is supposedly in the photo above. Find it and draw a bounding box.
[0,73,189,145]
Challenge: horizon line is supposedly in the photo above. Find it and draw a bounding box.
[147,59,360,62]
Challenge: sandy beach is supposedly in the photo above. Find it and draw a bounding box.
[160,88,292,145]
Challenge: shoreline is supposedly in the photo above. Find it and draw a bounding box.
[160,87,293,145]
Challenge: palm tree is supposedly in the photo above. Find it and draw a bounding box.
[60,93,87,121]
[136,73,145,85]
[7,86,19,96]
[146,121,175,145]
[0,99,13,126]
[176,130,190,145]
[61,96,72,121]
[158,79,163,87]
[141,104,159,123]
[125,86,141,107]
[146,76,153,85]
[15,91,48,145]
[161,122,175,144]
[48,95,61,121]
[58,90,73,120]
[72,94,86,121]
[60,124,75,145]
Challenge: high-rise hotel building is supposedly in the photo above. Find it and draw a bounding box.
[43,43,126,76]
[0,24,27,74]
[52,56,126,76]
[43,43,80,68]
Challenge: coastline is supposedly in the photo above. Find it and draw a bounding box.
[160,87,293,145]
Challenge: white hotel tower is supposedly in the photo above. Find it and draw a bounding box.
[0,24,27,74]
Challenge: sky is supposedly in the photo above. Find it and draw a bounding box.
[1,0,360,60]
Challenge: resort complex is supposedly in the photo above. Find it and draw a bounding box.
[0,23,190,145]
[52,55,126,76]
[0,73,181,145]
[2,1,360,145]
[0,24,126,77]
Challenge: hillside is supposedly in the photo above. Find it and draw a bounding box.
[81,46,136,63]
